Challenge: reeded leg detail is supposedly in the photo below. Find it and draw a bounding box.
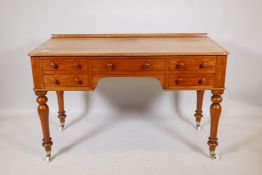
[208,89,224,160]
[194,90,204,131]
[56,91,66,131]
[35,91,53,162]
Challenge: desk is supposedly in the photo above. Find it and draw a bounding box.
[29,33,228,161]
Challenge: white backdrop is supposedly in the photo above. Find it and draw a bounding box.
[0,0,262,116]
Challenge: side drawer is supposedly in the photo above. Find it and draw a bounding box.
[169,56,216,73]
[92,58,165,71]
[167,74,214,87]
[44,74,89,88]
[42,57,89,71]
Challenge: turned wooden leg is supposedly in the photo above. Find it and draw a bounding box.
[208,89,224,160]
[56,91,66,131]
[194,90,204,130]
[35,91,53,162]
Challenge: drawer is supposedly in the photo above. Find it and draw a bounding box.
[44,74,89,88]
[42,58,89,71]
[92,59,165,71]
[168,74,214,87]
[169,56,216,73]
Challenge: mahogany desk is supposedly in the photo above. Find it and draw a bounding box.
[29,33,228,161]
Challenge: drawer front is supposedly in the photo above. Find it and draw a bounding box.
[168,74,214,87]
[44,74,89,88]
[92,59,165,71]
[42,58,89,71]
[169,56,216,73]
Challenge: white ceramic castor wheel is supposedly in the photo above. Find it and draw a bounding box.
[196,122,201,131]
[46,151,51,162]
[210,151,220,160]
[59,122,65,131]
[59,124,64,131]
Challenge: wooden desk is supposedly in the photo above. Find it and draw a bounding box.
[29,33,228,161]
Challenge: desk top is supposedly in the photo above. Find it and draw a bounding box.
[29,33,229,57]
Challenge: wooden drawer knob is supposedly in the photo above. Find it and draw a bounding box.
[176,63,184,69]
[199,62,208,69]
[73,63,81,69]
[143,63,151,69]
[74,78,82,84]
[50,62,58,69]
[175,77,183,85]
[198,77,206,84]
[52,78,59,85]
[106,63,114,69]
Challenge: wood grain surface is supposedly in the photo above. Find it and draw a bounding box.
[29,33,229,56]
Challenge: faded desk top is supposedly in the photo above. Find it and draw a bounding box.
[29,33,228,57]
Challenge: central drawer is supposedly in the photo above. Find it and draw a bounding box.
[91,58,165,71]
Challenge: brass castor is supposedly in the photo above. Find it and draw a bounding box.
[210,151,220,160]
[196,122,201,131]
[59,122,65,131]
[46,151,51,162]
